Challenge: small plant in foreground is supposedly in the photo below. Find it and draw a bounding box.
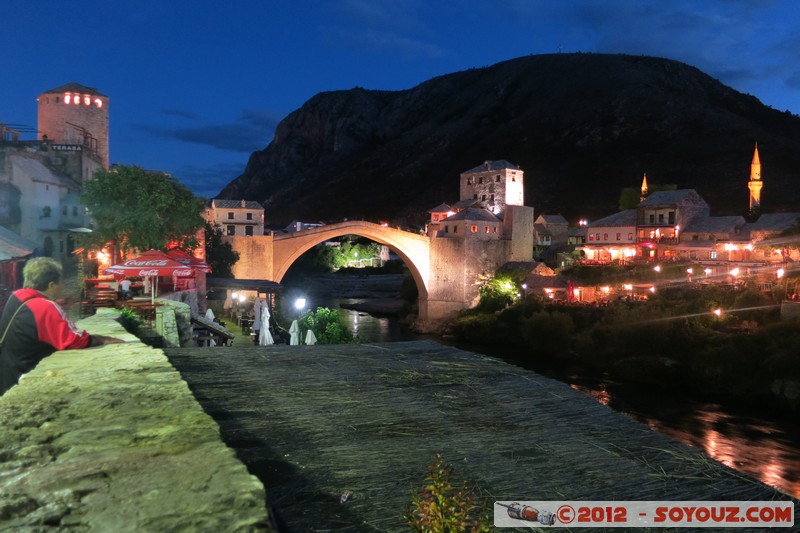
[405,453,490,532]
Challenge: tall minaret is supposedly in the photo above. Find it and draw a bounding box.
[748,143,762,214]
[640,173,649,202]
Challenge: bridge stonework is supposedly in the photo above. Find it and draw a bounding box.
[225,212,533,322]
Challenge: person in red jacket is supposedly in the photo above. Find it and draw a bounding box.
[0,257,123,396]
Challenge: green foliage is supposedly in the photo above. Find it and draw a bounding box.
[477,276,520,312]
[204,222,240,278]
[299,307,355,344]
[81,165,206,252]
[405,454,490,533]
[114,308,142,334]
[314,237,382,271]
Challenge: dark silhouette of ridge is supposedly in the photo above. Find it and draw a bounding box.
[219,53,800,228]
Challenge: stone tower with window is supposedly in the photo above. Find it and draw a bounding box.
[459,160,524,216]
[37,83,109,169]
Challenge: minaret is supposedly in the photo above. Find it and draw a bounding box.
[748,143,762,214]
[640,173,649,202]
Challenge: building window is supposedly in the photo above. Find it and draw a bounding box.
[496,175,500,182]
[245,225,254,236]
[42,206,51,218]
[658,214,664,223]
[444,225,449,233]
[604,233,608,240]
[589,234,594,241]
[493,227,498,233]
[668,211,675,224]
[482,195,486,201]
[628,233,633,240]
[616,233,621,241]
[711,251,717,259]
[478,177,483,184]
[246,213,253,220]
[453,225,457,233]
[490,194,494,202]
[62,206,68,216]
[596,233,600,241]
[226,225,235,235]
[471,225,478,233]
[485,226,490,233]
[227,212,234,220]
[649,214,655,224]
[512,177,516,182]
[73,206,78,217]
[467,177,473,185]
[473,194,478,199]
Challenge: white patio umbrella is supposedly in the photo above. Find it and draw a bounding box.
[205,308,215,321]
[258,304,274,346]
[305,329,317,345]
[289,320,300,345]
[223,290,232,310]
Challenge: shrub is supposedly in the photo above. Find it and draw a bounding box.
[405,454,490,533]
[299,307,355,344]
[115,308,142,334]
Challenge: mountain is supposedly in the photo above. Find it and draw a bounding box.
[218,53,800,228]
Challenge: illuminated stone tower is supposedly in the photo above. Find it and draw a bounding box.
[640,173,649,202]
[459,160,524,216]
[748,143,762,214]
[37,83,109,168]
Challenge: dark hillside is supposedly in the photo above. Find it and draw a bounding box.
[219,53,800,227]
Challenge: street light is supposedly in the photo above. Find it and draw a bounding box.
[294,297,307,311]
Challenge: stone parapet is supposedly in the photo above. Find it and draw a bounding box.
[0,309,273,531]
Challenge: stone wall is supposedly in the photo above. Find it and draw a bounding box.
[0,309,273,531]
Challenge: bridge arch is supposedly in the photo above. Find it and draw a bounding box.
[271,221,430,301]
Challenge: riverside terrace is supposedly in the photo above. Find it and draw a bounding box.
[0,311,797,530]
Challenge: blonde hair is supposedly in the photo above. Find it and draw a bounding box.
[23,257,63,291]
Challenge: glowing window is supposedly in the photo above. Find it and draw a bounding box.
[485,226,490,233]
[493,227,498,233]
[95,99,103,108]
[453,225,458,233]
[471,225,478,233]
[64,94,71,104]
[84,96,91,105]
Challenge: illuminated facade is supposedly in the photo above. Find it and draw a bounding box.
[208,199,265,236]
[38,83,109,169]
[459,160,524,216]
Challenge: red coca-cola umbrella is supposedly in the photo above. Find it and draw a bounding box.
[165,248,211,273]
[102,250,196,303]
[102,249,195,277]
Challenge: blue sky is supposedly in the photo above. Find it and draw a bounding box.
[3,1,799,199]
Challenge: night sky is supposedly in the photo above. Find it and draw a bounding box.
[3,1,799,199]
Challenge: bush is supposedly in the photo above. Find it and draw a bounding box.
[115,308,142,334]
[520,311,575,358]
[405,454,490,533]
[299,307,355,344]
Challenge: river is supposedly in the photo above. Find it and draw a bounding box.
[302,294,800,500]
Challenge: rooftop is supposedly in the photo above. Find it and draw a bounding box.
[462,159,520,174]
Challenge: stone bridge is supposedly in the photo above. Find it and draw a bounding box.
[226,211,535,322]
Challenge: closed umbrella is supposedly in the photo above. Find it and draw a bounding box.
[305,329,317,345]
[259,303,274,346]
[289,320,300,345]
[205,308,215,321]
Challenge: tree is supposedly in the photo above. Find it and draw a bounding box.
[204,222,239,278]
[80,165,206,252]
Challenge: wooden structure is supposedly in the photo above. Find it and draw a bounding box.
[190,315,234,347]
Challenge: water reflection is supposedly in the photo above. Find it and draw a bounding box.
[571,381,800,499]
